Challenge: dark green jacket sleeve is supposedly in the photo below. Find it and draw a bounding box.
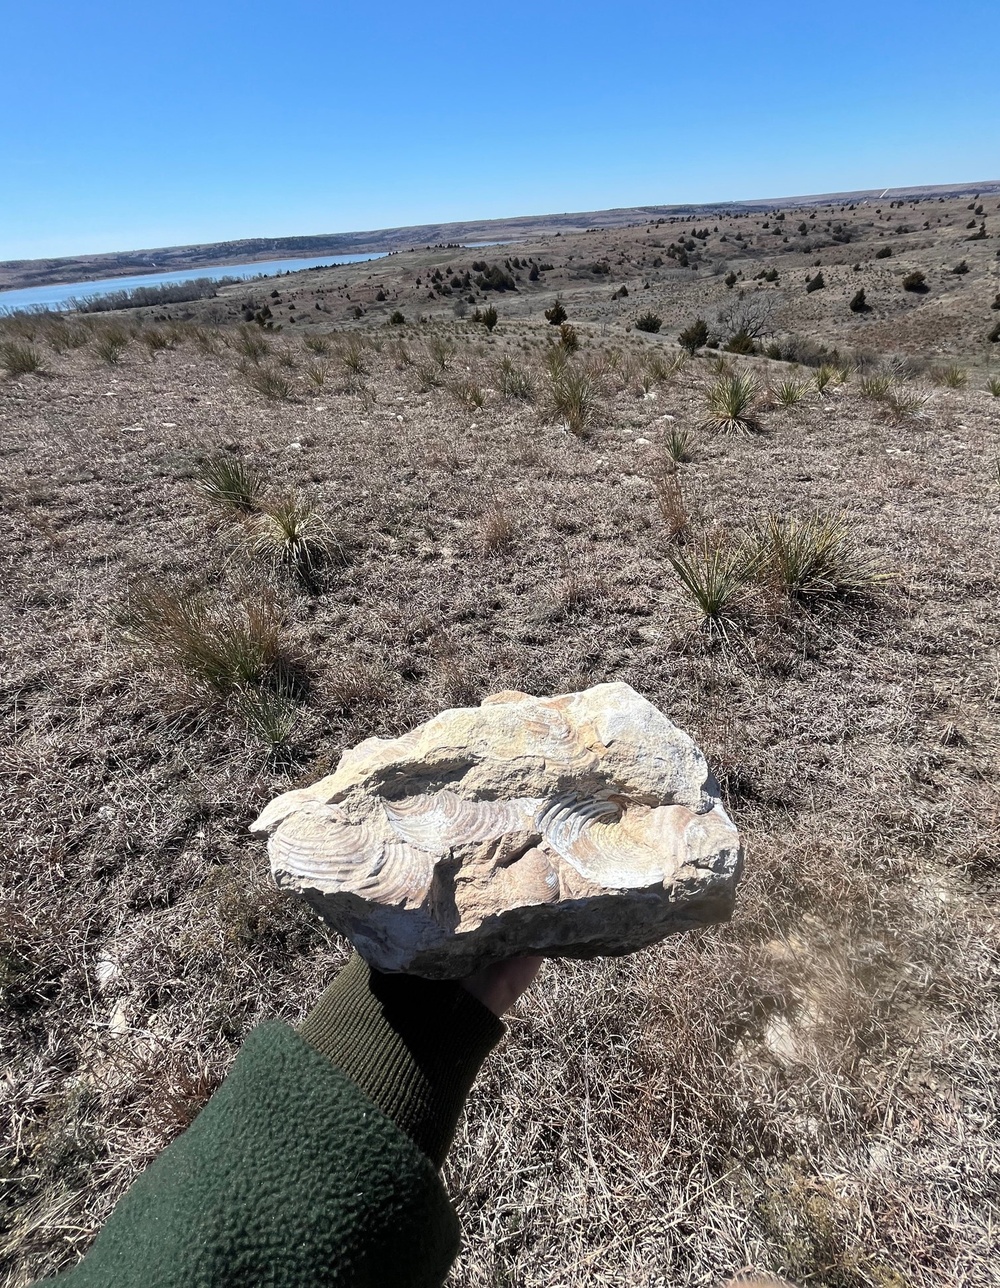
[40,955,504,1288]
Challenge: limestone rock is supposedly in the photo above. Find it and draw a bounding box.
[250,683,742,977]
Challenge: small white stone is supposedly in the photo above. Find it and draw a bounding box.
[95,957,121,991]
[636,437,651,445]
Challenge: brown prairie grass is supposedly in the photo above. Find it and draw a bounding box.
[0,339,45,376]
[2,289,999,1288]
[121,583,293,703]
[477,500,519,555]
[655,469,688,542]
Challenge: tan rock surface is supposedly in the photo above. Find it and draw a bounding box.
[250,683,742,976]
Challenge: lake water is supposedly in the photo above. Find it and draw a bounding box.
[0,252,389,313]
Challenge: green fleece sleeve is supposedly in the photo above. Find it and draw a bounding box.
[39,957,504,1288]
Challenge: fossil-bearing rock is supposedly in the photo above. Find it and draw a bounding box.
[250,683,742,976]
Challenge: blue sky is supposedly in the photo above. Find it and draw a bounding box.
[3,0,998,260]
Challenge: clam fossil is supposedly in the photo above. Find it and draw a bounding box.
[251,682,742,975]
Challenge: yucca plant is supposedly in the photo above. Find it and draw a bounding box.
[251,493,337,588]
[814,363,839,393]
[305,359,328,388]
[415,362,443,392]
[646,350,686,384]
[0,339,44,376]
[663,425,694,464]
[303,334,331,355]
[123,585,289,697]
[667,535,762,638]
[859,372,894,400]
[494,354,535,402]
[883,387,928,423]
[988,376,1000,397]
[756,513,886,604]
[702,369,761,434]
[339,337,367,376]
[547,364,601,438]
[195,453,267,513]
[774,376,809,406]
[933,364,967,388]
[427,335,453,370]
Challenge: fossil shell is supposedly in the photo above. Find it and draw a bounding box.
[251,682,742,976]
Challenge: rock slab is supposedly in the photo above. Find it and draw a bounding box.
[250,683,742,977]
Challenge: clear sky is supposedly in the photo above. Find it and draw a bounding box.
[3,0,999,260]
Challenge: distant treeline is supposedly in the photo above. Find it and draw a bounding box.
[69,276,238,313]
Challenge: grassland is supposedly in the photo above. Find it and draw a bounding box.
[1,190,999,1287]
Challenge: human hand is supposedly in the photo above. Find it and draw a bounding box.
[460,956,543,1017]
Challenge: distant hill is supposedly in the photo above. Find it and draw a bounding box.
[3,179,999,291]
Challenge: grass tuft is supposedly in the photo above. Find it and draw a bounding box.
[494,355,535,402]
[122,585,291,698]
[93,326,130,365]
[239,361,293,401]
[0,339,45,376]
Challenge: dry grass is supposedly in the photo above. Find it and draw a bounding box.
[477,500,519,555]
[655,469,688,541]
[1,339,46,376]
[1,309,998,1288]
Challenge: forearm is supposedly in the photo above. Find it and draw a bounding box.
[37,955,503,1288]
[299,952,504,1167]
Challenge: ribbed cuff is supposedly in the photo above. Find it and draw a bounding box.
[298,953,505,1168]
